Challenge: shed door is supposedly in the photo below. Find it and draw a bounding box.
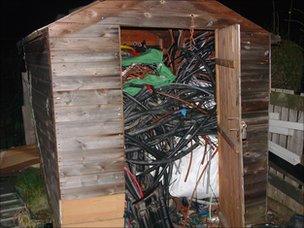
[215,24,244,227]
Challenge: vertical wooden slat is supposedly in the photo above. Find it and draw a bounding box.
[216,24,244,227]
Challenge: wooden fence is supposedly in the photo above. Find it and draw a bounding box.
[269,89,304,165]
[267,89,304,222]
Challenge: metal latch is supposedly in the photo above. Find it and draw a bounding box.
[241,121,247,140]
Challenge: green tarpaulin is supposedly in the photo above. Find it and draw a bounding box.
[122,49,175,96]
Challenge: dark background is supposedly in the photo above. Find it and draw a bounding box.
[0,0,303,149]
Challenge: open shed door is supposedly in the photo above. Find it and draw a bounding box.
[215,24,244,227]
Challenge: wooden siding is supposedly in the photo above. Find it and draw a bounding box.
[23,28,61,225]
[240,31,270,225]
[46,0,266,38]
[48,25,125,200]
[216,24,244,227]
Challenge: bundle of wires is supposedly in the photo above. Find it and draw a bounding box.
[123,31,216,226]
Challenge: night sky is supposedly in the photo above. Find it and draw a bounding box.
[0,0,303,45]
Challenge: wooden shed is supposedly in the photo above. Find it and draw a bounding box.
[22,1,270,227]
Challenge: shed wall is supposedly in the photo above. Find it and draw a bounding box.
[23,29,61,224]
[240,31,270,224]
[48,25,125,200]
[23,1,271,226]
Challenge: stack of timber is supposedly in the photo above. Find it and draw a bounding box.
[269,89,304,165]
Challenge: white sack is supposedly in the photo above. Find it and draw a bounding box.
[169,137,218,199]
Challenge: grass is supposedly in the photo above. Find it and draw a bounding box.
[13,167,52,224]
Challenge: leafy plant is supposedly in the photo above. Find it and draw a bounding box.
[272,40,303,92]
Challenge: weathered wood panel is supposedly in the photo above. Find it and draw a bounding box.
[240,31,270,225]
[49,26,125,200]
[269,90,304,165]
[54,105,122,123]
[60,194,125,225]
[48,0,266,35]
[53,76,121,92]
[267,166,304,223]
[216,24,244,227]
[63,218,124,228]
[23,28,61,225]
[60,172,124,198]
[52,61,120,77]
[49,37,119,52]
[53,89,121,107]
[51,51,119,63]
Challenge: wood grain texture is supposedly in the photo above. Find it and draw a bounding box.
[0,145,39,175]
[60,194,125,225]
[63,218,124,227]
[45,0,267,38]
[216,24,244,227]
[48,26,125,201]
[240,31,270,225]
[23,28,61,225]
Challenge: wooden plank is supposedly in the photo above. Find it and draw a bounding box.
[59,160,124,178]
[278,107,289,148]
[267,184,304,216]
[269,112,279,120]
[51,51,118,63]
[121,29,161,46]
[22,106,36,145]
[216,24,244,227]
[60,194,124,225]
[53,89,122,107]
[269,119,304,131]
[21,73,36,145]
[215,58,235,68]
[25,51,49,66]
[49,23,119,38]
[51,61,120,77]
[269,141,301,165]
[64,218,124,227]
[56,121,122,138]
[61,181,125,200]
[271,106,281,144]
[58,148,124,166]
[31,76,52,98]
[52,75,121,92]
[54,105,122,123]
[294,112,304,159]
[49,37,119,52]
[57,134,124,152]
[240,31,270,226]
[0,145,39,175]
[60,171,124,189]
[268,173,303,204]
[24,28,61,226]
[48,0,267,32]
[23,34,49,53]
[269,126,294,136]
[27,64,52,82]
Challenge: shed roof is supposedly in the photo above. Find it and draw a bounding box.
[25,0,269,42]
